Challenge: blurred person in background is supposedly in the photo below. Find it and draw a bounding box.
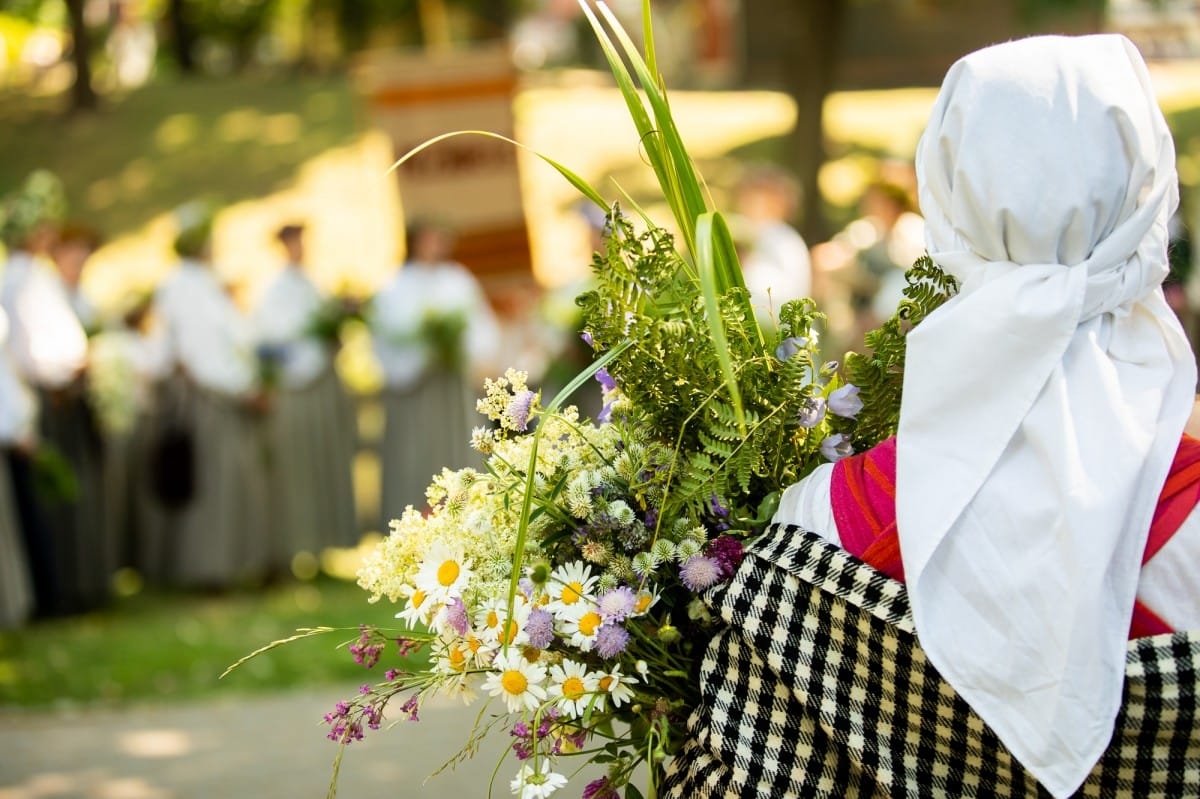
[0,173,59,621]
[88,288,171,586]
[0,171,104,616]
[105,0,156,90]
[0,303,36,628]
[732,165,812,333]
[52,223,103,334]
[147,205,269,590]
[812,180,925,353]
[369,220,500,521]
[252,222,358,574]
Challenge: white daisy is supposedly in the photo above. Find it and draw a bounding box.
[545,561,597,619]
[559,606,604,652]
[482,651,547,713]
[412,541,474,605]
[631,588,660,617]
[394,584,434,627]
[547,658,599,718]
[432,634,492,676]
[598,663,638,709]
[509,764,568,799]
[475,599,532,648]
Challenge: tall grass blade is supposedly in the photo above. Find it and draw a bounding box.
[504,341,634,640]
[387,129,608,209]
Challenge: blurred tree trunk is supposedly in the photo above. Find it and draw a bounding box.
[166,0,198,73]
[471,0,516,40]
[742,0,846,244]
[65,0,97,112]
[418,0,453,50]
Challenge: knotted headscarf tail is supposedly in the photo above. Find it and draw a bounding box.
[898,34,1197,798]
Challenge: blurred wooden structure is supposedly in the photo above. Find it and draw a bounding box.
[354,44,532,287]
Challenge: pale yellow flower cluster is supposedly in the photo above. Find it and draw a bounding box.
[358,371,637,607]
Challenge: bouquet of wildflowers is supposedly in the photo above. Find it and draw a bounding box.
[86,332,142,437]
[229,2,957,797]
[304,294,363,348]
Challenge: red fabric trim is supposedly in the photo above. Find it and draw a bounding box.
[831,437,897,559]
[1129,599,1174,639]
[829,434,1200,640]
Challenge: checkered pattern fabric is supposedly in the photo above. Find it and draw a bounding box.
[662,524,1200,798]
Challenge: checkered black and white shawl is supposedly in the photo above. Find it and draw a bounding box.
[662,524,1200,798]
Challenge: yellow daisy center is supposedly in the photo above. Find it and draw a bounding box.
[562,676,586,700]
[486,610,499,628]
[501,619,520,645]
[411,589,427,609]
[467,635,482,654]
[635,594,652,613]
[437,560,460,587]
[599,675,614,692]
[501,669,528,695]
[561,581,584,605]
[448,646,466,672]
[578,611,602,636]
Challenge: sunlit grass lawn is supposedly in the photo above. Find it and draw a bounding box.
[0,76,364,238]
[0,574,416,709]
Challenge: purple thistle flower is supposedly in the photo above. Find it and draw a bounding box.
[594,623,631,658]
[505,390,536,431]
[774,336,808,362]
[525,607,555,649]
[597,586,636,622]
[359,683,371,695]
[828,385,863,419]
[679,555,724,591]
[706,536,745,580]
[819,433,855,462]
[384,669,400,681]
[442,597,469,636]
[583,777,620,799]
[797,395,827,429]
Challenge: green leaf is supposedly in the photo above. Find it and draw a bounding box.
[695,212,746,434]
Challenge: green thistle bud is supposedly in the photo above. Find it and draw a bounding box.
[657,624,682,644]
[676,539,701,562]
[527,560,552,586]
[651,539,676,563]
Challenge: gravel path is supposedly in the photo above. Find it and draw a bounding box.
[0,688,541,799]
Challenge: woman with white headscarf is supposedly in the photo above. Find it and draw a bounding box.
[665,35,1200,799]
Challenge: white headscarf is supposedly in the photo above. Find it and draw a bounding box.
[899,34,1196,798]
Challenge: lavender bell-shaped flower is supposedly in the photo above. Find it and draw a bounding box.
[819,432,855,462]
[774,336,807,362]
[797,395,827,428]
[828,384,864,419]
